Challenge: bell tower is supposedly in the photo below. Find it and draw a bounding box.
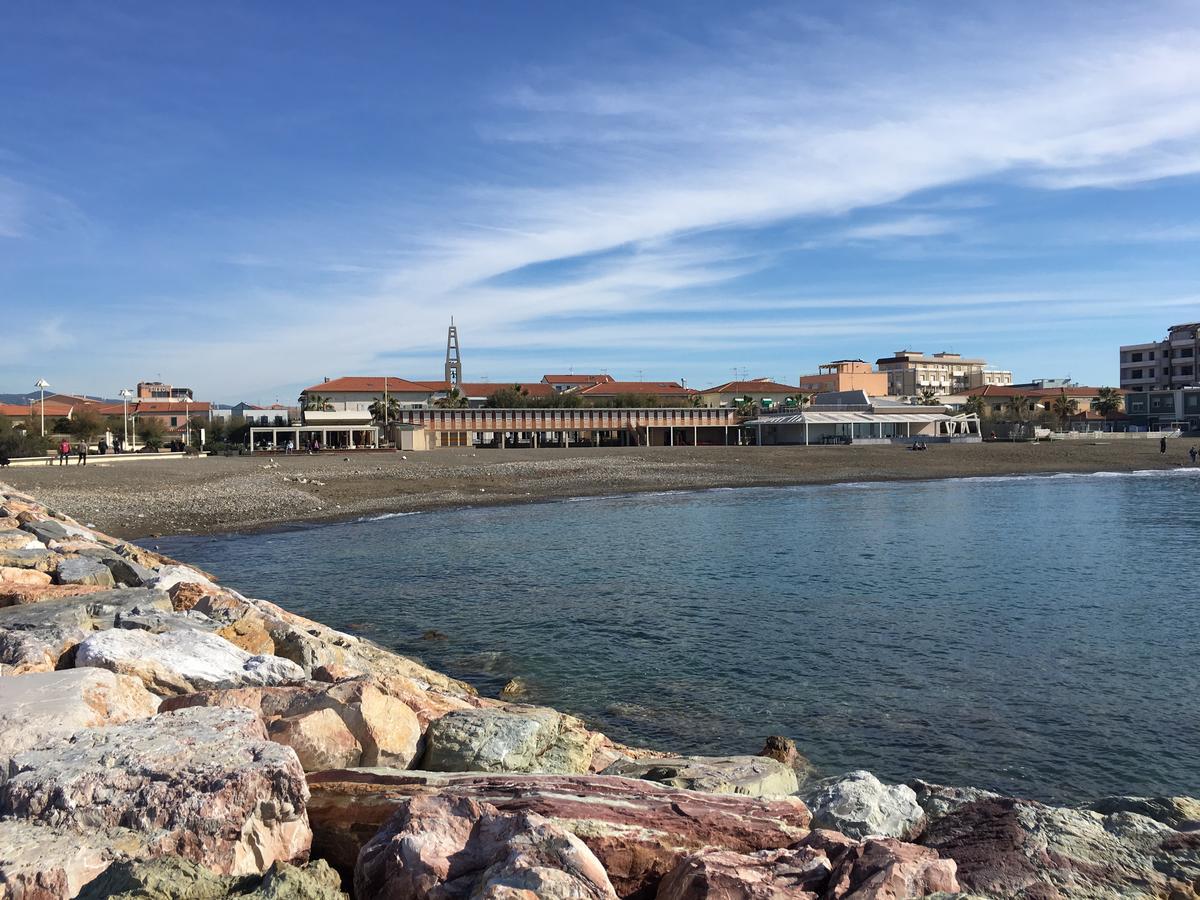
[444,319,462,389]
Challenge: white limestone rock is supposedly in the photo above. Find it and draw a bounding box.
[75,627,305,696]
[803,770,926,840]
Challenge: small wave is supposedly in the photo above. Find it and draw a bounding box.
[354,511,420,523]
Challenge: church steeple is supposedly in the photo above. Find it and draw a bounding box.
[444,319,462,388]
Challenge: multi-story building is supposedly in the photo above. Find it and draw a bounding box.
[874,351,1012,397]
[1119,322,1200,392]
[1123,389,1200,431]
[796,360,889,396]
[137,381,194,400]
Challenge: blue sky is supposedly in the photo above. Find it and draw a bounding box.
[2,1,1199,402]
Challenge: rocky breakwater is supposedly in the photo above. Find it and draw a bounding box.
[0,482,1197,899]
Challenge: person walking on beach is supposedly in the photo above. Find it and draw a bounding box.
[1190,446,1198,465]
[57,438,71,466]
[1160,436,1167,454]
[76,440,88,465]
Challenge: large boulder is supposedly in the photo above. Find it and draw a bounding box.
[920,796,1200,898]
[0,667,159,765]
[161,677,423,770]
[0,566,52,586]
[305,771,812,898]
[0,586,171,673]
[0,819,148,900]
[602,755,798,798]
[823,837,959,899]
[0,548,59,572]
[355,793,617,900]
[803,771,926,840]
[909,780,1001,825]
[77,855,348,899]
[0,583,107,610]
[0,528,42,551]
[1086,794,1200,831]
[657,846,833,900]
[0,706,312,876]
[75,626,305,696]
[55,556,116,588]
[422,706,602,774]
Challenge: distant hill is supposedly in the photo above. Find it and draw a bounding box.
[0,393,35,404]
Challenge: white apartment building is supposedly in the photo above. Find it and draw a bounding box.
[1119,322,1200,392]
[874,351,1013,397]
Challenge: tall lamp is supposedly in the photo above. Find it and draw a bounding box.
[35,379,49,436]
[120,389,133,451]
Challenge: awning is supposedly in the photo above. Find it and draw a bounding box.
[745,412,957,425]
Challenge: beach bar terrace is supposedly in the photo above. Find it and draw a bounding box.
[745,391,981,445]
[249,409,379,451]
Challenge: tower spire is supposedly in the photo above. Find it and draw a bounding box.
[445,320,462,389]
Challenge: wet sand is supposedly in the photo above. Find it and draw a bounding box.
[1,440,1188,539]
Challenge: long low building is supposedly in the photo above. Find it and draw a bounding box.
[390,406,742,448]
[745,391,981,445]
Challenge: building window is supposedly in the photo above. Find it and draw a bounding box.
[1148,351,1155,360]
[1131,352,1143,362]
[1180,366,1194,377]
[170,417,178,426]
[1183,348,1195,358]
[1131,369,1142,379]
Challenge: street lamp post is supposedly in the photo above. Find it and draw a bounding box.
[34,379,49,436]
[120,389,133,452]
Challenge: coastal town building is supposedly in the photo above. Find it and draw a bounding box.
[964,384,1126,420]
[96,399,213,437]
[136,381,194,400]
[301,376,441,411]
[1119,322,1200,392]
[696,379,804,409]
[542,374,614,392]
[745,390,980,445]
[1123,389,1200,432]
[875,350,1012,397]
[796,360,889,397]
[231,403,295,426]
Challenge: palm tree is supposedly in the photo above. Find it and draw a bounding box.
[1006,394,1029,423]
[1051,391,1079,431]
[369,395,402,421]
[433,389,469,409]
[1094,387,1123,423]
[301,394,332,412]
[963,395,985,417]
[917,387,940,406]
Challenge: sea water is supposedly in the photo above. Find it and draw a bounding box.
[154,470,1200,802]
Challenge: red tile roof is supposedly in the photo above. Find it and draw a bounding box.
[699,380,803,394]
[0,401,77,417]
[301,377,435,394]
[578,381,697,396]
[94,401,213,415]
[542,374,614,385]
[968,385,1124,399]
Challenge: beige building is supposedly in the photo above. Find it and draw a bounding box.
[697,379,803,409]
[875,351,1012,397]
[796,360,889,396]
[1119,322,1200,392]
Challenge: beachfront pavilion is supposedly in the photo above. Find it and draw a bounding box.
[249,410,379,451]
[745,410,982,445]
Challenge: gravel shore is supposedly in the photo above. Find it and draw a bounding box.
[1,440,1188,539]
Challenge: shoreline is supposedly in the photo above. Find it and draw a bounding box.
[0,442,1190,540]
[1,479,1198,898]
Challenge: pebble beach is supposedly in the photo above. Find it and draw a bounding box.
[1,440,1188,539]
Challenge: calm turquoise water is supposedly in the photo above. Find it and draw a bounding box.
[154,471,1200,803]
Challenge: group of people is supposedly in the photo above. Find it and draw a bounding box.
[909,441,930,451]
[281,438,322,454]
[56,439,88,465]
